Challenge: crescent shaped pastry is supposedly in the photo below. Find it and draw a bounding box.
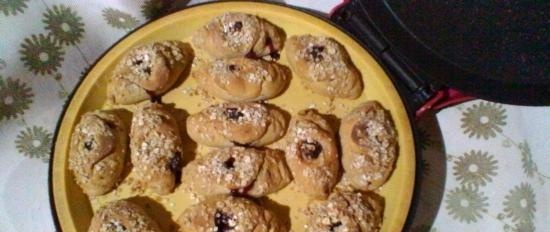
[194,57,290,102]
[187,102,287,147]
[107,40,192,104]
[340,101,398,191]
[182,147,291,197]
[286,35,362,99]
[285,109,339,199]
[88,200,162,232]
[130,103,185,195]
[69,110,128,196]
[192,12,285,59]
[177,195,286,232]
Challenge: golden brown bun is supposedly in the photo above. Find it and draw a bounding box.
[194,57,290,102]
[69,110,127,196]
[88,200,161,232]
[285,109,339,199]
[107,40,192,104]
[192,12,285,59]
[305,191,383,232]
[181,147,291,197]
[130,103,184,195]
[340,101,397,191]
[285,35,362,99]
[177,195,286,232]
[186,102,287,147]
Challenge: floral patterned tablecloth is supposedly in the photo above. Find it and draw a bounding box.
[0,0,547,231]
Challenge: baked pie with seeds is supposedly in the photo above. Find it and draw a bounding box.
[182,146,291,197]
[69,110,128,196]
[285,109,339,199]
[286,35,362,99]
[194,57,290,102]
[305,191,383,232]
[177,195,286,232]
[340,101,397,191]
[186,102,287,147]
[130,103,185,195]
[88,199,162,232]
[107,40,192,105]
[192,12,285,59]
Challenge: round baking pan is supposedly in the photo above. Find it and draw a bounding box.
[50,1,416,231]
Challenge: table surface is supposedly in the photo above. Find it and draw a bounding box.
[0,0,548,231]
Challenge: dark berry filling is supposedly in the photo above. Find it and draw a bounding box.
[83,139,94,151]
[223,157,236,169]
[329,221,342,231]
[299,140,323,160]
[214,210,235,232]
[224,107,244,121]
[168,152,183,184]
[307,45,325,62]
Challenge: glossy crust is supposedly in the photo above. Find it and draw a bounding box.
[285,35,362,99]
[130,103,184,195]
[69,110,127,196]
[305,191,383,232]
[107,40,191,104]
[340,101,397,191]
[182,147,291,197]
[285,109,339,199]
[192,12,285,59]
[194,57,290,102]
[177,195,286,232]
[186,102,287,147]
[88,200,161,232]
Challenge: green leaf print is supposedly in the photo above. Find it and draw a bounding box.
[445,185,489,223]
[19,34,65,75]
[0,75,33,121]
[0,0,28,16]
[15,126,53,163]
[43,4,85,46]
[102,8,140,30]
[460,102,507,140]
[453,150,498,187]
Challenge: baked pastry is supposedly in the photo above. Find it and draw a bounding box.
[177,195,286,232]
[88,199,161,232]
[186,102,287,147]
[285,35,362,99]
[340,101,397,191]
[130,103,184,195]
[192,12,285,59]
[285,109,339,199]
[194,57,290,102]
[304,191,383,232]
[69,110,127,196]
[107,40,191,104]
[182,147,291,197]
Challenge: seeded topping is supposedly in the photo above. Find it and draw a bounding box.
[210,59,274,85]
[94,201,160,232]
[207,103,268,126]
[295,36,350,83]
[218,13,256,49]
[214,210,236,232]
[122,41,185,81]
[299,140,323,160]
[224,107,244,121]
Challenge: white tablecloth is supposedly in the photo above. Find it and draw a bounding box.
[0,0,547,231]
